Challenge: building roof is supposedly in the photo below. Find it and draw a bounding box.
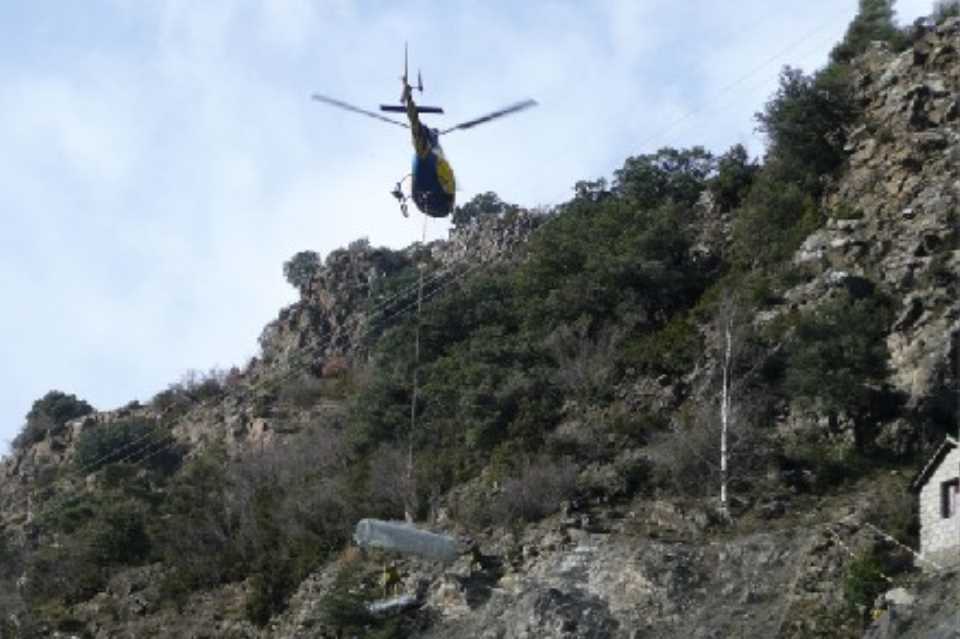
[912,436,959,492]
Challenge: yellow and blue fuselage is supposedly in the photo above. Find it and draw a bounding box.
[410,123,455,217]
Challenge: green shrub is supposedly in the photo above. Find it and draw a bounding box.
[279,373,325,409]
[832,202,864,220]
[39,493,99,535]
[319,561,375,634]
[609,407,666,444]
[875,125,896,144]
[785,288,896,450]
[12,390,93,450]
[156,452,242,599]
[73,418,163,472]
[150,385,192,417]
[780,440,872,493]
[777,264,817,290]
[88,500,151,566]
[731,168,822,271]
[844,549,889,616]
[24,543,105,607]
[620,314,701,377]
[245,558,297,626]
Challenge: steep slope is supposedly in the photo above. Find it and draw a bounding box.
[0,16,958,639]
[793,17,958,448]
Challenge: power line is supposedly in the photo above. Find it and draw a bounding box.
[59,3,853,506]
[28,224,525,531]
[23,4,863,553]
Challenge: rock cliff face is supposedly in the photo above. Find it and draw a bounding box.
[257,210,542,379]
[258,243,415,375]
[772,17,959,459]
[2,18,959,639]
[798,17,959,413]
[0,405,160,531]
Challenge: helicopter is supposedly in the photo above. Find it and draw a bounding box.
[312,45,537,218]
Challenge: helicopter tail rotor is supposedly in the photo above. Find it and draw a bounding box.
[385,44,438,113]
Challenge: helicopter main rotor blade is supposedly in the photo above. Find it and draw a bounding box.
[439,99,538,135]
[311,94,409,129]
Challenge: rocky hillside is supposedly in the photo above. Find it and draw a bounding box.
[1,13,958,639]
[799,20,958,426]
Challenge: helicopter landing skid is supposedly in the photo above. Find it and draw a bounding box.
[391,175,412,218]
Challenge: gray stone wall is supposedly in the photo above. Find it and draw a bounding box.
[918,447,960,569]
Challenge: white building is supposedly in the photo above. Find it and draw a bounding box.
[912,436,960,569]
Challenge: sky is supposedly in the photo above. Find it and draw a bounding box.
[0,0,937,450]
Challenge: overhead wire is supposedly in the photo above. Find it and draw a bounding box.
[628,15,846,152]
[31,226,526,523]
[29,234,510,530]
[28,221,522,545]
[30,3,865,547]
[502,3,856,207]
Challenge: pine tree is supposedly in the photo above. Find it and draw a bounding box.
[830,0,903,64]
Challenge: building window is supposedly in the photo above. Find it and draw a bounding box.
[942,478,959,518]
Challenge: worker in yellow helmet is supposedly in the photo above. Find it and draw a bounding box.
[381,562,402,598]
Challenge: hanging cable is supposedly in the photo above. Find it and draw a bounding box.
[406,214,428,522]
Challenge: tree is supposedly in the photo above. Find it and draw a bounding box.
[709,144,758,212]
[612,147,715,210]
[73,418,169,472]
[830,0,904,64]
[451,192,517,228]
[649,290,774,504]
[572,178,610,203]
[756,65,858,188]
[785,287,896,451]
[282,250,321,294]
[731,171,820,272]
[712,291,774,517]
[12,391,93,450]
